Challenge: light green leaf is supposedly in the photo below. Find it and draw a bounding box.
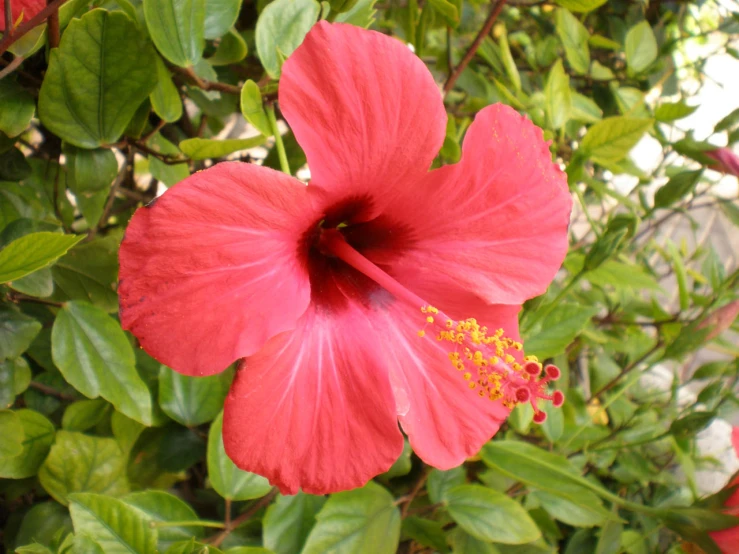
[0,410,24,458]
[655,101,697,122]
[255,0,320,78]
[0,79,35,137]
[654,169,703,209]
[66,146,119,228]
[148,133,191,186]
[65,534,105,554]
[112,411,146,458]
[571,92,603,123]
[426,0,459,27]
[402,517,449,553]
[532,490,610,527]
[179,136,266,160]
[52,301,153,425]
[207,411,272,500]
[69,492,157,554]
[522,303,598,359]
[624,21,657,75]
[51,235,120,313]
[302,481,401,554]
[240,80,272,136]
[0,232,84,285]
[159,365,231,426]
[545,59,571,130]
[123,490,205,550]
[15,501,73,552]
[445,484,541,544]
[588,34,621,50]
[0,306,41,360]
[427,466,466,504]
[448,528,499,554]
[383,439,412,479]
[15,545,54,554]
[0,409,55,478]
[144,0,206,67]
[205,0,242,39]
[595,519,623,554]
[333,0,377,27]
[498,27,521,92]
[38,9,158,149]
[264,493,325,554]
[39,430,129,505]
[62,399,110,432]
[209,28,248,65]
[590,60,615,80]
[166,540,224,554]
[580,116,653,164]
[667,240,689,311]
[554,0,607,12]
[556,9,590,74]
[151,56,184,123]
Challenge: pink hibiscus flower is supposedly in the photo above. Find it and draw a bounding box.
[119,22,572,494]
[710,428,739,553]
[706,147,739,179]
[0,0,45,31]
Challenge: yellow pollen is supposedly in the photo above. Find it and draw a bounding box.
[426,316,434,323]
[417,330,425,337]
[463,372,471,381]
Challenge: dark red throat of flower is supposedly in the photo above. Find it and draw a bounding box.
[319,228,565,423]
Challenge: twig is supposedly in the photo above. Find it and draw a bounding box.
[6,292,63,307]
[29,381,76,400]
[590,341,663,401]
[0,54,23,80]
[46,0,59,49]
[0,0,69,56]
[443,0,508,95]
[207,489,278,548]
[125,139,189,165]
[91,147,131,238]
[171,65,242,95]
[399,466,430,518]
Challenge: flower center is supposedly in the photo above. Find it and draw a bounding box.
[319,229,564,422]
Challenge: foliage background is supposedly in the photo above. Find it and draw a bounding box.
[1,0,738,552]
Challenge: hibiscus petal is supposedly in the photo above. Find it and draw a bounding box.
[119,162,316,376]
[378,301,520,469]
[279,21,446,220]
[223,303,403,495]
[0,0,45,30]
[378,103,572,305]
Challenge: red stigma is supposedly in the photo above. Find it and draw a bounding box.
[524,361,541,376]
[533,411,547,424]
[552,390,565,407]
[545,364,561,380]
[515,388,531,403]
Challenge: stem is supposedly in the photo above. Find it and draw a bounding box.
[46,0,59,49]
[266,104,290,175]
[443,0,508,95]
[4,0,12,36]
[0,0,69,56]
[207,489,278,548]
[0,54,24,80]
[150,520,226,529]
[29,381,76,400]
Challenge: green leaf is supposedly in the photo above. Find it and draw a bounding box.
[498,27,521,92]
[571,93,602,124]
[556,9,590,74]
[240,80,273,136]
[653,169,703,209]
[448,528,499,554]
[148,133,190,187]
[165,540,225,554]
[144,0,206,67]
[595,519,623,554]
[0,147,31,181]
[655,101,697,122]
[402,517,449,553]
[590,60,614,80]
[666,240,689,311]
[444,484,541,544]
[302,481,401,554]
[179,136,266,160]
[65,534,105,554]
[426,0,459,27]
[545,59,571,130]
[624,21,657,75]
[39,430,129,505]
[255,0,320,79]
[0,410,24,458]
[0,79,36,137]
[51,235,120,313]
[65,146,119,228]
[427,466,466,504]
[207,411,272,500]
[580,116,653,164]
[522,303,597,359]
[333,0,377,27]
[151,56,184,123]
[264,493,325,554]
[0,306,41,360]
[208,28,248,65]
[159,365,231,426]
[69,492,157,554]
[554,0,607,12]
[15,502,73,551]
[38,9,158,149]
[62,399,110,432]
[52,301,153,425]
[532,490,610,527]
[205,0,242,39]
[0,409,55,478]
[0,232,83,284]
[123,490,205,550]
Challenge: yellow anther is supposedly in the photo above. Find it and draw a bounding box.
[463,372,471,381]
[417,330,426,338]
[426,316,434,323]
[468,382,476,389]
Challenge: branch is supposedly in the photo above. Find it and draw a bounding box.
[0,54,24,79]
[0,0,69,56]
[46,0,60,49]
[171,65,242,95]
[4,0,12,38]
[206,489,278,548]
[443,0,508,95]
